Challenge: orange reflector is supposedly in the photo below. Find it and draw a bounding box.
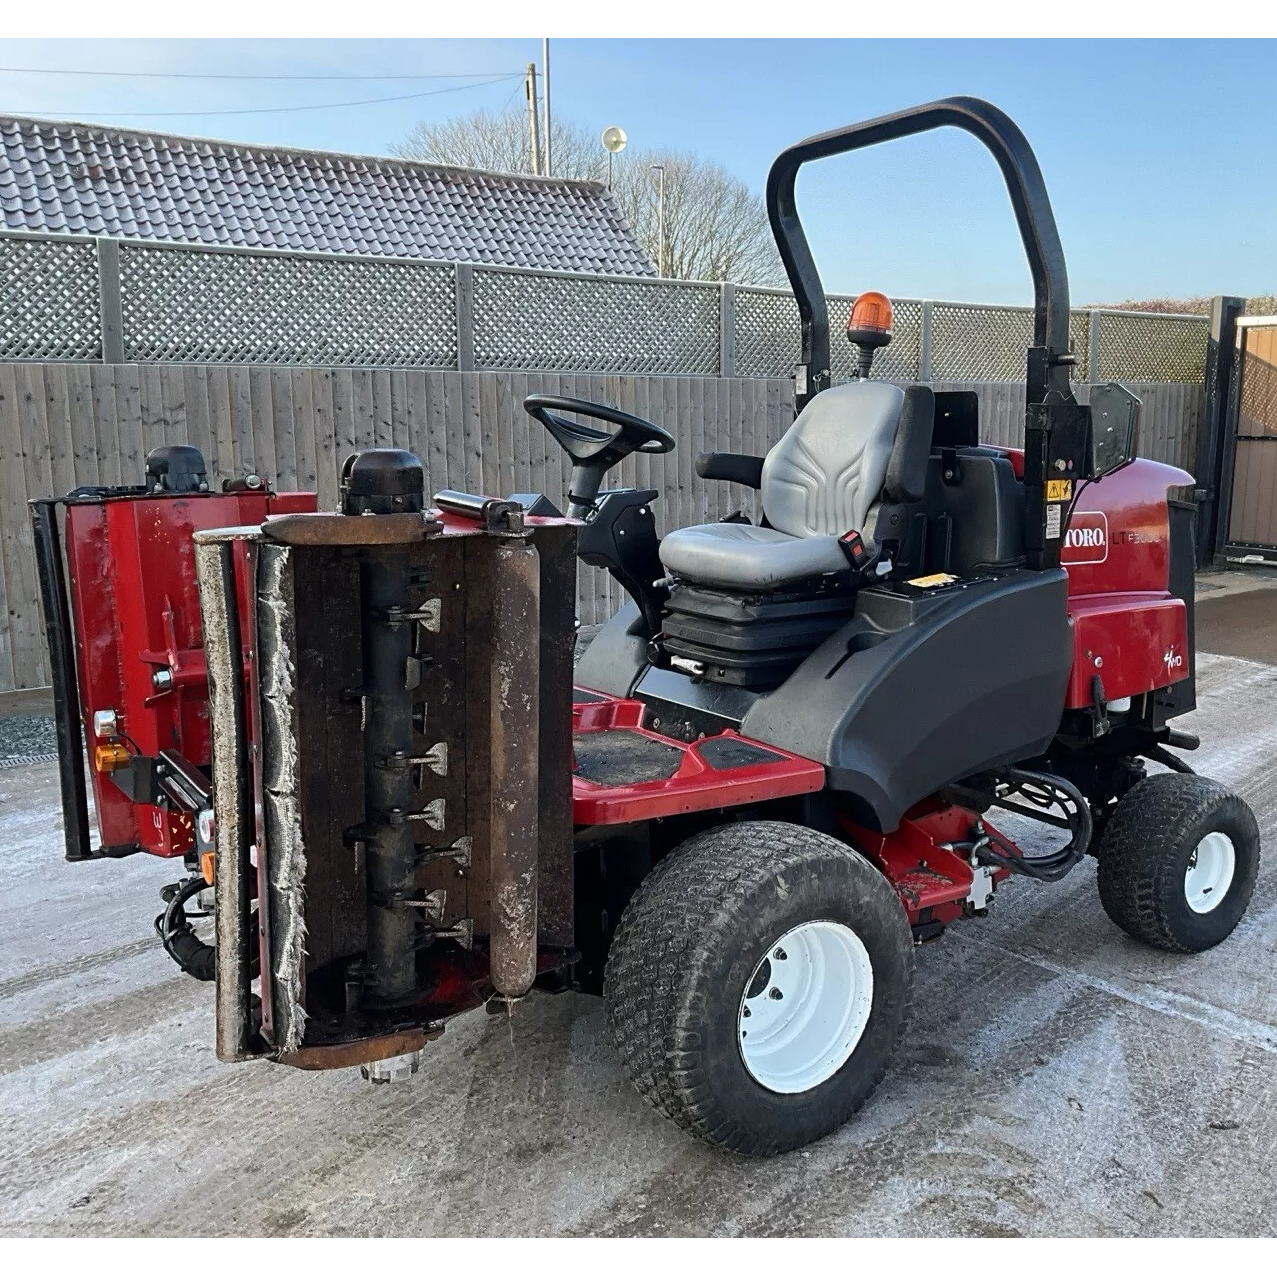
[849,291,893,335]
[200,851,215,886]
[93,741,130,773]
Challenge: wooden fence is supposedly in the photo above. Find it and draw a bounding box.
[0,363,1201,693]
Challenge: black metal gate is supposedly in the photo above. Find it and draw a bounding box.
[1221,318,1277,562]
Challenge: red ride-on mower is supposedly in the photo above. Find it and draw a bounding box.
[33,98,1259,1156]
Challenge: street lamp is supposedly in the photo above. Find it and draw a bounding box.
[601,125,627,190]
[650,163,666,277]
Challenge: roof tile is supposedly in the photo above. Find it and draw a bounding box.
[0,114,654,276]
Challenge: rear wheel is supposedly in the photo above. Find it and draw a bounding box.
[604,820,913,1155]
[1096,773,1260,953]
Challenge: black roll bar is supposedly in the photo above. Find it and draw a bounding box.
[766,96,1073,408]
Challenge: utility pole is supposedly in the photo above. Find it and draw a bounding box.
[542,38,552,178]
[651,163,667,276]
[525,63,541,176]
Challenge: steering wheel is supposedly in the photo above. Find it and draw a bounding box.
[523,394,675,517]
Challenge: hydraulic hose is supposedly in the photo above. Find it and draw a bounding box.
[155,876,217,982]
[975,768,1094,883]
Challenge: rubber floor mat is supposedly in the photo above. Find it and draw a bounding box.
[573,730,684,785]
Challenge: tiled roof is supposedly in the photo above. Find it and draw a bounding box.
[0,114,655,276]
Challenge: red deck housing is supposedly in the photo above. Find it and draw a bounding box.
[64,488,315,856]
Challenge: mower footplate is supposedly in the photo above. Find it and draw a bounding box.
[571,693,824,826]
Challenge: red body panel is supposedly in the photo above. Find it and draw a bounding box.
[65,489,316,856]
[843,802,1012,926]
[571,694,825,826]
[1060,458,1193,707]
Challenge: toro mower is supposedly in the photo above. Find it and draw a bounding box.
[32,97,1259,1155]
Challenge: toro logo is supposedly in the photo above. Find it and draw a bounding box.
[1060,511,1108,565]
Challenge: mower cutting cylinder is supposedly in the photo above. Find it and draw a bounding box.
[360,550,421,1005]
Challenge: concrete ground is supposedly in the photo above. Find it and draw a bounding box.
[2,577,1277,1236]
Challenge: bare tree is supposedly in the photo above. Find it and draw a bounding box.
[392,107,604,182]
[392,108,785,286]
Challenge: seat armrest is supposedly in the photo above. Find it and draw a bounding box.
[695,451,765,489]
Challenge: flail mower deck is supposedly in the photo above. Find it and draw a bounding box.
[32,97,1259,1154]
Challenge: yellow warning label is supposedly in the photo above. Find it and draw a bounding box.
[1046,479,1074,502]
[907,572,958,589]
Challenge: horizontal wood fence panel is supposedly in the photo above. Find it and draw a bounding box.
[0,364,1201,691]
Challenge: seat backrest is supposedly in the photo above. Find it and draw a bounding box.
[761,381,906,539]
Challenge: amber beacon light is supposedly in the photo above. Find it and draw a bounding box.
[847,291,894,378]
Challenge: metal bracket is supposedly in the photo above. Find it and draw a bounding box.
[416,835,472,869]
[379,599,441,631]
[383,797,446,830]
[376,742,447,778]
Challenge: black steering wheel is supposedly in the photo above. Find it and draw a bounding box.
[523,394,675,517]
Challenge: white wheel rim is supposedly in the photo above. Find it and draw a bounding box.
[1185,831,1236,914]
[737,920,874,1094]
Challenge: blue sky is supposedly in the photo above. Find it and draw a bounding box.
[2,37,1275,303]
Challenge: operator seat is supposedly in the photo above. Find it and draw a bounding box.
[659,381,935,591]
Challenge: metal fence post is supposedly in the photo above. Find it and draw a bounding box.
[455,262,475,372]
[1088,309,1102,383]
[919,301,933,381]
[1196,294,1247,565]
[719,282,735,378]
[96,237,125,364]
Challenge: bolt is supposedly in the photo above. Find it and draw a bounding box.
[742,1005,751,1018]
[768,988,783,1000]
[773,947,787,961]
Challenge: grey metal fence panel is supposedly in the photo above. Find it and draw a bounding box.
[0,230,1214,386]
[930,303,1094,382]
[1095,311,1208,383]
[0,234,101,361]
[733,286,799,378]
[472,267,720,373]
[734,290,925,381]
[117,241,457,367]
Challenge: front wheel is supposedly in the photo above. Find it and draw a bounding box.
[1097,773,1260,953]
[605,820,913,1155]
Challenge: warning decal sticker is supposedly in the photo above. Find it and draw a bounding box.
[1045,503,1062,540]
[1046,478,1074,502]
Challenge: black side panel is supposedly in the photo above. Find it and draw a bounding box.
[929,453,1026,574]
[1157,498,1198,718]
[29,501,93,862]
[932,391,980,448]
[574,600,649,698]
[742,569,1072,831]
[634,664,758,741]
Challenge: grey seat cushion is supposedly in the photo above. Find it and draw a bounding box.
[659,522,845,591]
[658,381,907,591]
[761,380,904,541]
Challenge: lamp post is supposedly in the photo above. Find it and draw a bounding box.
[601,125,627,189]
[650,163,666,277]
